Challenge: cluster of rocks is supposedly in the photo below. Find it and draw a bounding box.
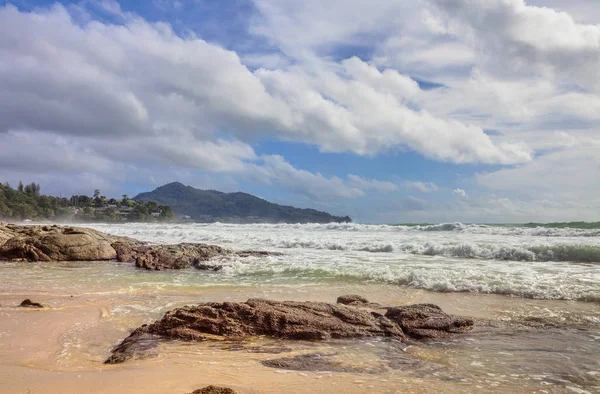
[105,296,474,364]
[0,223,277,270]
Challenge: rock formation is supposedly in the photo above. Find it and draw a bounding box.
[105,296,473,364]
[0,223,276,270]
[0,224,139,262]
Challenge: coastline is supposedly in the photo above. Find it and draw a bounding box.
[1,222,599,393]
[1,280,599,393]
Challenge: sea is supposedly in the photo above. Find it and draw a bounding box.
[1,222,599,393]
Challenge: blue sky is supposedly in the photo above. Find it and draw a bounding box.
[1,0,599,222]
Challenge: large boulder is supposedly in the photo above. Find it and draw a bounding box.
[105,297,473,364]
[0,224,140,262]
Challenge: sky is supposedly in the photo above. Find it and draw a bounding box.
[0,0,599,223]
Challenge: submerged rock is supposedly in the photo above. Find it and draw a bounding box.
[105,297,473,364]
[189,386,238,394]
[262,353,381,373]
[19,299,45,308]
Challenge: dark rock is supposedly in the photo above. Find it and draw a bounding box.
[104,331,160,364]
[19,299,45,308]
[261,353,377,373]
[105,297,473,364]
[193,260,223,271]
[189,386,238,394]
[385,304,474,339]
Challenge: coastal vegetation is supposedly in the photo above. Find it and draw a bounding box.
[0,182,173,222]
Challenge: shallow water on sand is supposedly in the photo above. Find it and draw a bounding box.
[1,222,600,393]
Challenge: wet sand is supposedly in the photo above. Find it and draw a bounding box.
[1,268,599,394]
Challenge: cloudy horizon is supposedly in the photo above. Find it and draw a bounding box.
[1,0,599,223]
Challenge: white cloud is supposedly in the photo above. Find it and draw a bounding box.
[347,175,398,193]
[453,188,467,198]
[245,155,397,201]
[428,0,600,93]
[0,3,532,169]
[0,1,599,221]
[404,181,439,193]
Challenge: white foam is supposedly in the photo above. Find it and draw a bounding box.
[79,222,600,301]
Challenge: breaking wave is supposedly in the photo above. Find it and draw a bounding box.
[271,240,600,262]
[65,222,600,302]
[219,257,600,302]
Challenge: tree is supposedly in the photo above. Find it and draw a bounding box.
[18,181,23,192]
[159,205,174,220]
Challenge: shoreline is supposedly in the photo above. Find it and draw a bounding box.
[1,223,599,393]
[1,281,599,393]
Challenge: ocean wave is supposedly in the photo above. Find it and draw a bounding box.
[218,258,600,302]
[87,223,600,262]
[399,242,600,263]
[264,239,600,263]
[87,221,600,237]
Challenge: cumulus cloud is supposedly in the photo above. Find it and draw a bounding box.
[0,1,598,221]
[0,3,531,165]
[429,0,600,91]
[453,188,467,198]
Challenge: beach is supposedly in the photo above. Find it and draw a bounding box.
[1,222,599,393]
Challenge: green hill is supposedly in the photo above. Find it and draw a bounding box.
[134,182,352,224]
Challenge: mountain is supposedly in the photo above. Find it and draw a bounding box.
[133,182,352,224]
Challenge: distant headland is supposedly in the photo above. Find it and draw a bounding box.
[134,182,352,224]
[0,181,352,224]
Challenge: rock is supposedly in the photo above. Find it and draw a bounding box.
[0,223,140,262]
[385,304,474,339]
[189,386,237,394]
[105,297,473,364]
[336,295,370,305]
[0,223,271,267]
[115,242,280,271]
[104,331,160,365]
[336,295,386,309]
[19,299,45,308]
[133,244,228,270]
[193,261,223,271]
[261,353,378,373]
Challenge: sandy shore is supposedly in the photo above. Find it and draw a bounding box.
[1,268,599,394]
